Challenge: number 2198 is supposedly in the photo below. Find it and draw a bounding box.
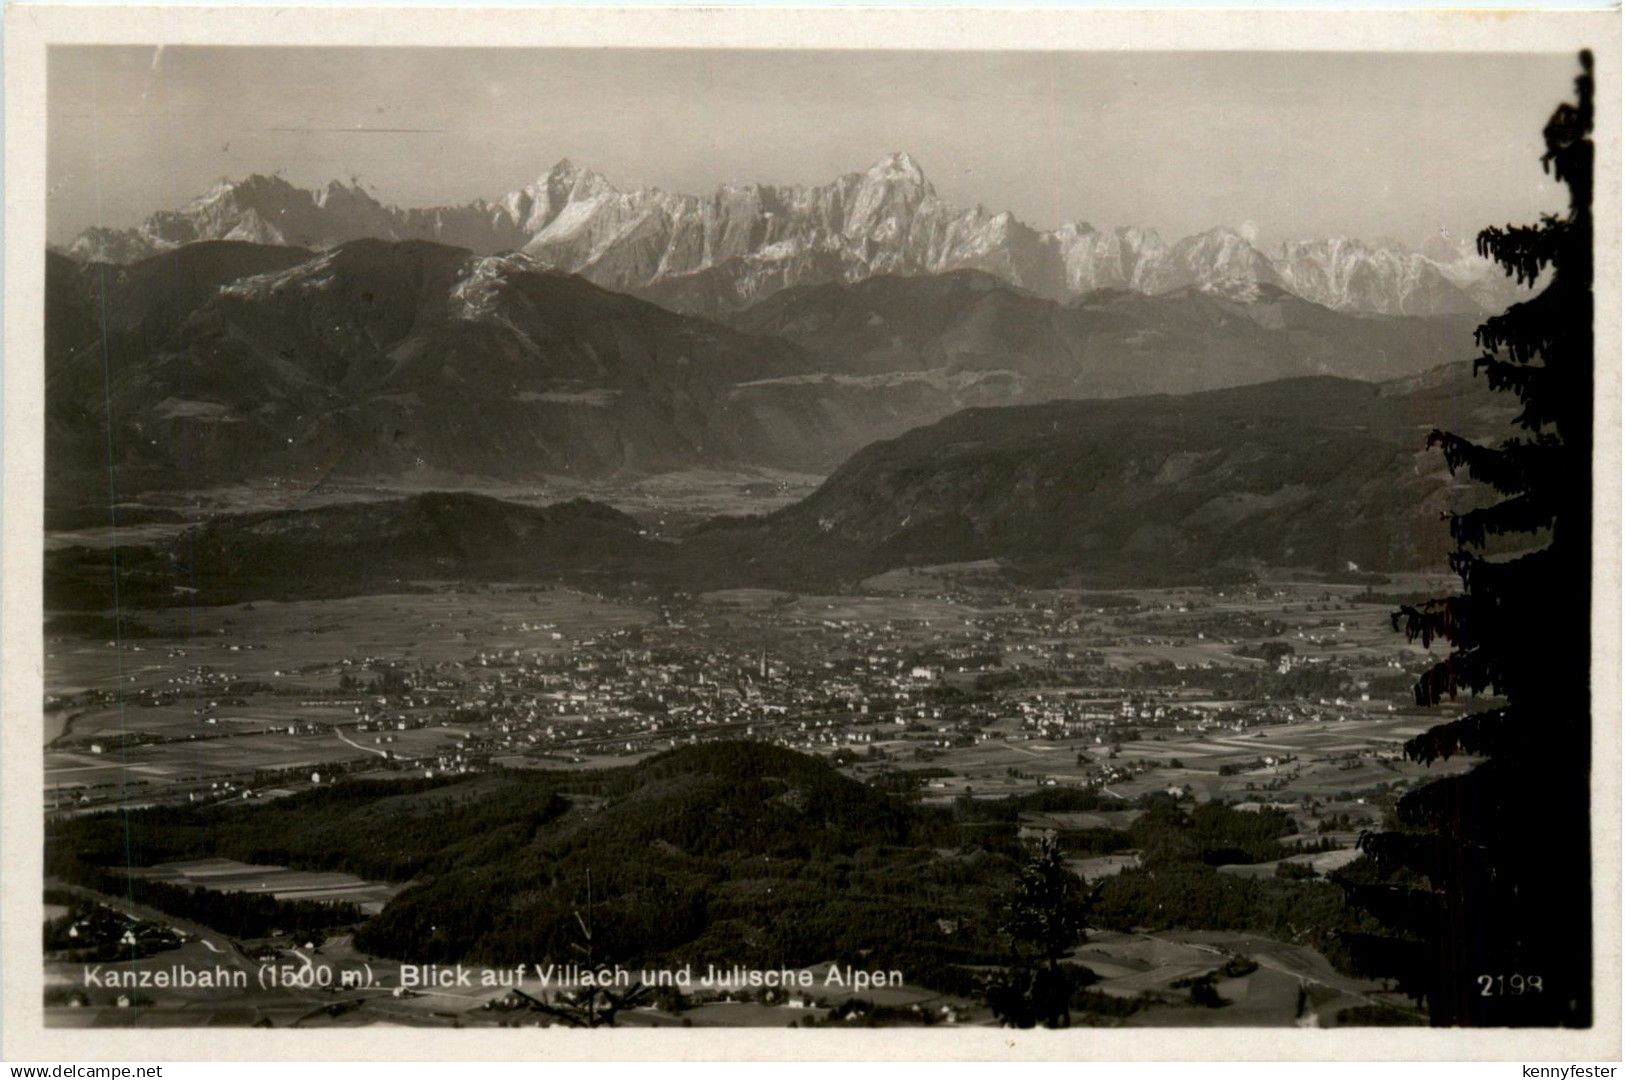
[1477,973,1544,996]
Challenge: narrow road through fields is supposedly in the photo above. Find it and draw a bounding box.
[335,727,392,759]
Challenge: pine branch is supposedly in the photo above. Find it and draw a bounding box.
[1429,429,1561,495]
[1410,646,1502,706]
[1467,359,1565,430]
[1447,492,1554,547]
[1392,595,1473,650]
[1450,546,1554,597]
[1393,757,1576,840]
[1475,288,1564,365]
[1476,218,1569,285]
[1402,706,1513,764]
[1340,878,1442,938]
[1358,828,1492,882]
[1542,51,1594,200]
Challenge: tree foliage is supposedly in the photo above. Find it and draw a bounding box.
[984,835,1093,1028]
[1352,52,1595,1027]
[524,871,651,1028]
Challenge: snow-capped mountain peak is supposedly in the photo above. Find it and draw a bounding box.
[62,153,1532,317]
[864,150,932,191]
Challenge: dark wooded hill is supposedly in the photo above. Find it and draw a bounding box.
[47,245,1486,504]
[47,364,1514,605]
[729,363,1513,585]
[45,239,825,497]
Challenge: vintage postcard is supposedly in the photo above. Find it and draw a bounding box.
[2,4,1620,1062]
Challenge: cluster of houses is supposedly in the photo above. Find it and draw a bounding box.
[49,578,1429,816]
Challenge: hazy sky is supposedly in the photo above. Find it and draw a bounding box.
[48,47,1575,249]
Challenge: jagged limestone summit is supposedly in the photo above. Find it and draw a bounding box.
[64,152,1526,318]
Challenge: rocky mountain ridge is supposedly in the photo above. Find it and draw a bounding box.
[47,240,1490,494]
[62,153,1530,318]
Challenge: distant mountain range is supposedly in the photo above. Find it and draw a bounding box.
[47,239,1489,493]
[61,153,1530,318]
[46,240,821,492]
[726,270,1475,391]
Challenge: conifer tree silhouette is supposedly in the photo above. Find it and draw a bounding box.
[1345,51,1595,1027]
[985,835,1092,1028]
[533,871,650,1028]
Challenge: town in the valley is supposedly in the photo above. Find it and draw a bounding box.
[42,544,1470,1028]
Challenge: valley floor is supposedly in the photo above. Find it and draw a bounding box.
[43,550,1457,1028]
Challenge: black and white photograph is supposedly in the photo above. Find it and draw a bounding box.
[3,5,1619,1060]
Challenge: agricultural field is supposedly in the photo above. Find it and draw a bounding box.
[42,553,1473,1028]
[1075,929,1405,1027]
[45,469,820,553]
[129,859,402,914]
[783,593,985,629]
[47,587,652,695]
[44,586,654,809]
